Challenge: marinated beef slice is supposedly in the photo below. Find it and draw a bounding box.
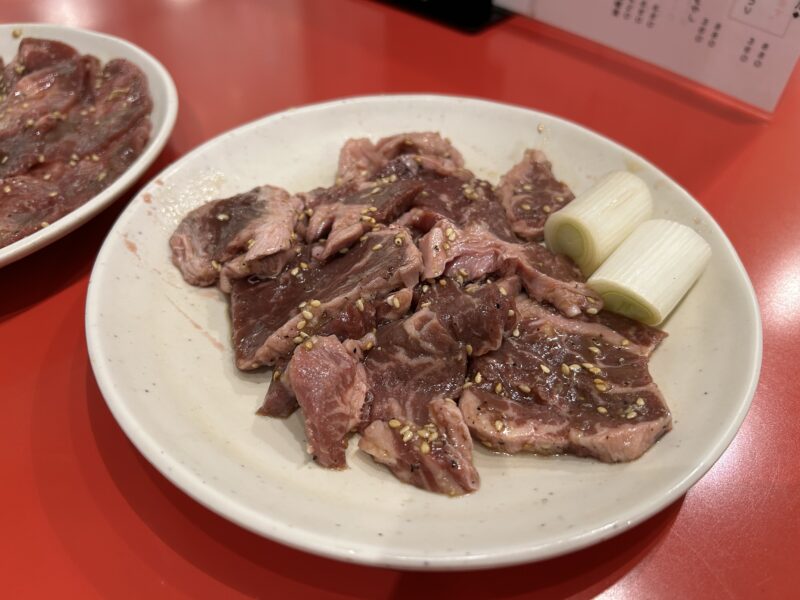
[0,38,152,248]
[336,131,468,184]
[417,277,516,357]
[496,149,574,241]
[461,302,671,462]
[170,185,303,287]
[418,219,601,317]
[231,226,422,369]
[281,336,367,469]
[359,309,479,496]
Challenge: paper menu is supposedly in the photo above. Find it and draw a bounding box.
[496,0,800,112]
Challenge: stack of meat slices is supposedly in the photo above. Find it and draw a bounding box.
[0,38,152,248]
[170,132,671,496]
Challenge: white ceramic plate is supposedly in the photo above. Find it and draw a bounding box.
[0,23,177,267]
[86,95,761,569]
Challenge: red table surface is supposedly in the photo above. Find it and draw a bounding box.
[1,0,798,598]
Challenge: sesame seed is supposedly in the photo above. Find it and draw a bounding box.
[539,364,551,374]
[39,221,48,228]
[523,184,533,191]
[355,298,365,311]
[597,406,608,414]
[420,441,431,454]
[517,383,531,393]
[508,309,515,317]
[621,339,630,346]
[305,208,314,216]
[372,243,383,251]
[498,287,507,296]
[297,320,307,330]
[543,205,552,213]
[595,382,608,392]
[429,431,439,441]
[494,383,504,394]
[443,242,450,250]
[589,346,601,354]
[445,227,454,237]
[402,430,413,443]
[0,156,6,164]
[586,307,598,315]
[458,268,469,277]
[561,363,571,376]
[422,284,429,293]
[368,206,377,213]
[48,191,58,198]
[417,429,430,439]
[399,424,410,434]
[627,411,637,419]
[300,262,309,270]
[388,419,401,428]
[512,328,520,337]
[37,154,45,163]
[211,259,221,271]
[71,153,79,162]
[465,344,473,356]
[364,341,374,350]
[447,231,457,242]
[391,296,401,308]
[216,213,229,221]
[310,299,321,307]
[581,362,594,370]
[339,247,349,254]
[3,185,10,193]
[300,332,309,339]
[91,154,100,162]
[570,364,581,371]
[272,370,281,381]
[304,340,314,350]
[521,203,532,211]
[293,336,303,344]
[463,381,473,389]
[12,28,22,38]
[299,301,307,308]
[302,310,313,320]
[43,174,51,181]
[25,119,33,127]
[636,397,645,406]
[589,366,602,375]
[290,267,300,276]
[97,171,107,181]
[494,420,504,432]
[439,279,447,287]
[474,372,483,384]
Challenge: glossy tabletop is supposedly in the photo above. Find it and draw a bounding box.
[1,1,798,598]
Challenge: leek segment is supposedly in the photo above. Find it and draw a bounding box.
[588,220,711,325]
[544,171,653,276]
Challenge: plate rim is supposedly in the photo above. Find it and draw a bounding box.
[85,93,763,570]
[0,22,179,267]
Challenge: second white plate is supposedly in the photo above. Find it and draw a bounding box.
[0,23,178,267]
